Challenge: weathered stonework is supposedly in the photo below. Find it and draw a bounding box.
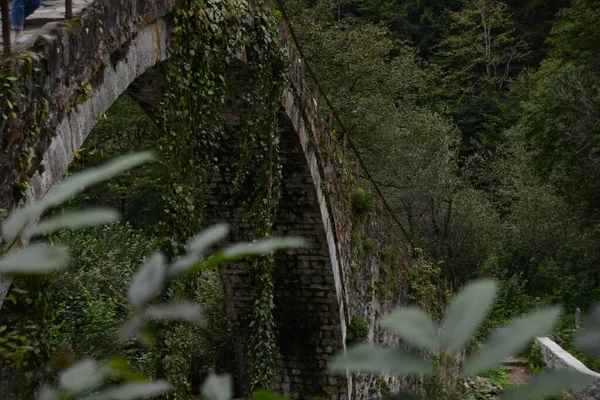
[536,337,600,399]
[0,1,177,310]
[0,0,182,212]
[0,1,411,398]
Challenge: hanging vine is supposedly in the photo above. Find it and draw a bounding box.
[234,10,288,390]
[158,0,287,395]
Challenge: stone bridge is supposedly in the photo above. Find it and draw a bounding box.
[0,0,409,398]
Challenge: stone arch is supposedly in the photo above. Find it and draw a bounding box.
[2,7,351,399]
[199,100,349,397]
[26,18,171,204]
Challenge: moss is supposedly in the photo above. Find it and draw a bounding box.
[352,187,374,216]
[346,315,369,345]
[59,14,84,38]
[13,55,34,74]
[351,231,362,248]
[33,35,47,49]
[364,237,373,252]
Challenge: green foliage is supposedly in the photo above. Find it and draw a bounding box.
[67,94,164,235]
[0,153,155,398]
[0,153,305,400]
[553,311,600,373]
[49,223,155,373]
[575,304,600,357]
[159,0,288,393]
[406,257,449,322]
[351,188,374,216]
[194,270,236,376]
[76,82,93,104]
[476,274,535,340]
[330,279,594,399]
[524,343,545,373]
[480,367,510,388]
[0,71,18,123]
[346,315,369,344]
[0,280,52,397]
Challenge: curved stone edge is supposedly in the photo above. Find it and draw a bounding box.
[1,0,182,213]
[0,18,170,309]
[27,19,169,204]
[536,336,600,400]
[283,40,411,397]
[282,81,351,400]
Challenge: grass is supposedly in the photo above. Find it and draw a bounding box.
[480,367,510,387]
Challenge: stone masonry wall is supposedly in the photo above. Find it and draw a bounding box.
[0,0,182,212]
[282,41,411,398]
[0,0,180,306]
[536,337,600,399]
[202,62,349,399]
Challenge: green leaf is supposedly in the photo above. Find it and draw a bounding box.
[84,381,172,400]
[105,357,147,382]
[462,306,562,376]
[202,374,233,400]
[380,307,439,351]
[2,207,34,248]
[500,370,595,400]
[59,358,106,393]
[33,208,120,235]
[221,237,307,259]
[187,224,229,254]
[441,279,498,352]
[329,343,433,375]
[127,252,166,309]
[0,244,69,275]
[145,301,205,325]
[168,253,202,278]
[2,152,153,245]
[36,387,59,400]
[117,314,146,340]
[42,152,155,211]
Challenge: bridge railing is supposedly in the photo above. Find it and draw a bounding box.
[1,0,73,55]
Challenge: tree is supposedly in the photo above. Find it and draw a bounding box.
[435,0,529,149]
[437,0,529,92]
[516,0,600,217]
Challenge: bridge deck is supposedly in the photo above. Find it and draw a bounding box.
[1,0,89,52]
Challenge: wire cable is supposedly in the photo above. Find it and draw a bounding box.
[274,0,414,247]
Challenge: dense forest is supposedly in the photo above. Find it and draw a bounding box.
[289,0,600,308]
[1,0,599,399]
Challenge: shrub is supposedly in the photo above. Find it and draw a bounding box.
[346,315,369,344]
[352,188,374,216]
[330,279,596,399]
[525,343,545,373]
[49,223,156,373]
[0,153,305,399]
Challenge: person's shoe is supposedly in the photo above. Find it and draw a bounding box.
[15,33,30,44]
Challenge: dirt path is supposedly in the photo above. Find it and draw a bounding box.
[503,356,533,385]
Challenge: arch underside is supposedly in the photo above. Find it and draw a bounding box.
[12,17,349,398]
[0,17,172,311]
[26,18,171,212]
[202,64,348,399]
